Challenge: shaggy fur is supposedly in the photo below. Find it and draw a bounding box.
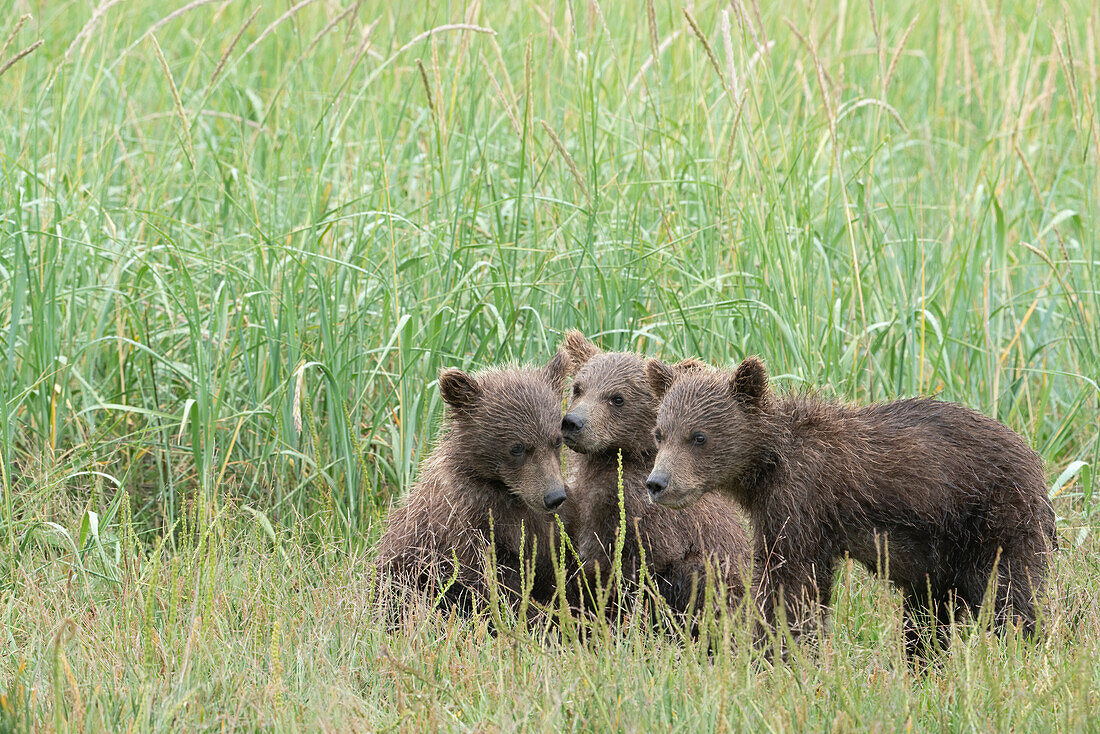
[375,351,571,614]
[559,331,751,618]
[646,357,1057,655]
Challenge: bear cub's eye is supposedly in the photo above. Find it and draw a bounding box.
[610,395,625,407]
[509,443,526,457]
[571,384,582,398]
[654,430,663,443]
[691,432,707,446]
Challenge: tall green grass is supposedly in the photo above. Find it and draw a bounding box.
[1,0,1098,729]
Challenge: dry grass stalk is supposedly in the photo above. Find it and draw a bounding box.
[417,58,437,123]
[646,0,660,72]
[0,38,42,79]
[430,33,444,124]
[532,5,567,54]
[720,9,739,97]
[208,5,261,89]
[64,0,125,62]
[540,119,591,204]
[627,30,682,96]
[0,13,31,61]
[332,18,380,112]
[589,0,616,58]
[451,0,483,87]
[884,16,918,96]
[1013,140,1043,203]
[684,8,734,99]
[242,0,322,60]
[488,33,518,105]
[116,0,219,66]
[305,2,361,59]
[524,37,534,129]
[482,53,523,136]
[389,24,495,63]
[293,363,305,436]
[150,33,195,163]
[868,0,882,66]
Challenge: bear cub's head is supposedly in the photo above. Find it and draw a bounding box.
[560,331,704,458]
[438,349,571,513]
[644,356,772,508]
[560,331,656,458]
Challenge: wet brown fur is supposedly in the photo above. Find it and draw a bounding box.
[560,331,751,618]
[375,351,571,614]
[647,357,1057,655]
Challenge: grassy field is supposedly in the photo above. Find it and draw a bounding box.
[1,0,1099,729]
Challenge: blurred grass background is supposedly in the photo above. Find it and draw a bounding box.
[1,0,1098,729]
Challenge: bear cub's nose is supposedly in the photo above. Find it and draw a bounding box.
[561,414,585,434]
[645,474,669,500]
[543,486,567,511]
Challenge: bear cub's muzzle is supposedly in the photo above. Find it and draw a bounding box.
[543,482,567,511]
[561,413,586,452]
[645,472,669,502]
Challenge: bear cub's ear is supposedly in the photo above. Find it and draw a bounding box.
[729,356,769,408]
[541,348,571,392]
[439,368,482,413]
[562,330,599,372]
[646,359,678,400]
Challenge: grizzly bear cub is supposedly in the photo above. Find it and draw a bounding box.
[375,350,571,615]
[560,331,751,619]
[646,357,1057,655]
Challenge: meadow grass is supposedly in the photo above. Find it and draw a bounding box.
[1,0,1098,730]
